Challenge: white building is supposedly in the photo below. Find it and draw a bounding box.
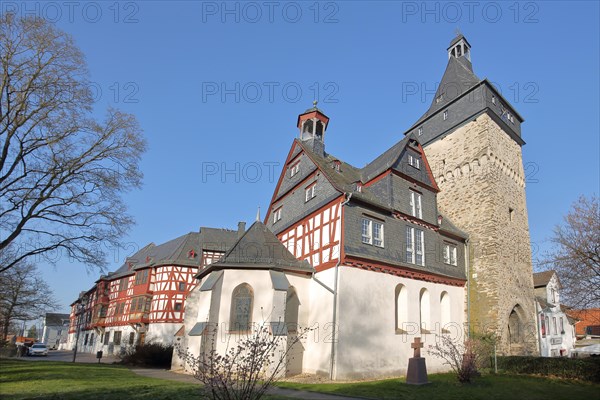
[41,313,70,349]
[533,271,576,357]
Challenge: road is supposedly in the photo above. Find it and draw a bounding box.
[16,350,120,364]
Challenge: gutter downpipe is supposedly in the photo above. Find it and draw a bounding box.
[330,193,352,380]
[465,238,470,339]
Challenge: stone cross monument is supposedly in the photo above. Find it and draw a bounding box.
[406,337,429,385]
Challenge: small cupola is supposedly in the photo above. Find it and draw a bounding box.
[297,101,329,143]
[448,33,471,62]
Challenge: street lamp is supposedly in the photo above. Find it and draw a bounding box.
[72,302,84,363]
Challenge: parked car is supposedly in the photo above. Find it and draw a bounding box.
[28,343,48,356]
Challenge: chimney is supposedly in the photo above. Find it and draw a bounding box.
[237,221,246,238]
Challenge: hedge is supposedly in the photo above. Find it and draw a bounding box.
[496,356,600,382]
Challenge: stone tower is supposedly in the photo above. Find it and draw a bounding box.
[405,34,538,354]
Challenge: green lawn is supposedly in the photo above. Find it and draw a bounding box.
[277,373,599,400]
[0,359,201,400]
[2,359,597,400]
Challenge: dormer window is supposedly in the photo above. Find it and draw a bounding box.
[408,154,420,169]
[435,94,444,104]
[443,110,448,120]
[418,126,423,136]
[332,160,341,172]
[492,95,496,105]
[355,182,363,193]
[290,161,300,178]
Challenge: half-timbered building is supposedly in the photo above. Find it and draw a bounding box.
[176,104,469,380]
[65,227,240,355]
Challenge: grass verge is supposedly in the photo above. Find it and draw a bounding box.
[0,358,201,400]
[276,372,599,400]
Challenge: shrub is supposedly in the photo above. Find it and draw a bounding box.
[119,342,174,368]
[497,356,600,382]
[0,341,17,358]
[428,335,482,383]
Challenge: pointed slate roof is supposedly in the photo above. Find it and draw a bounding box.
[197,221,313,279]
[410,55,480,130]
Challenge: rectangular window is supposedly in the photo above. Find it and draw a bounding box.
[144,298,151,312]
[361,218,384,247]
[178,282,186,292]
[361,218,372,244]
[135,269,149,285]
[492,95,496,105]
[418,126,423,135]
[408,154,420,169]
[552,317,557,335]
[289,161,300,177]
[273,207,282,223]
[406,226,414,263]
[443,110,448,120]
[415,229,424,266]
[113,331,122,345]
[406,227,424,265]
[541,315,546,337]
[129,332,135,345]
[119,277,128,292]
[104,332,110,345]
[560,317,564,334]
[410,191,422,219]
[372,221,384,247]
[443,243,457,266]
[130,298,137,312]
[305,184,316,202]
[84,333,89,346]
[174,302,183,312]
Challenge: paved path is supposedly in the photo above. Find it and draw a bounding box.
[131,368,370,400]
[14,350,119,364]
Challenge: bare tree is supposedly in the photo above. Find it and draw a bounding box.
[428,335,487,383]
[0,14,146,273]
[0,250,60,340]
[539,195,600,308]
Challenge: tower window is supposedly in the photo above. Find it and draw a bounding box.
[443,110,448,120]
[509,207,514,221]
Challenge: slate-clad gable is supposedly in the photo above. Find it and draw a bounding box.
[197,221,313,279]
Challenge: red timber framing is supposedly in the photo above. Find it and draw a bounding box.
[104,274,135,326]
[149,265,197,323]
[343,255,466,287]
[277,197,344,272]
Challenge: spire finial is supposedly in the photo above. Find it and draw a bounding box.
[313,100,318,108]
[256,206,261,222]
[454,27,462,37]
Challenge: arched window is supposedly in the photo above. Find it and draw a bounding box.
[440,292,451,333]
[395,285,408,333]
[230,283,253,332]
[419,288,431,333]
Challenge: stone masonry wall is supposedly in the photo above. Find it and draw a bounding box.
[422,113,538,354]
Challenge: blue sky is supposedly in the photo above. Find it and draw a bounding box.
[7,1,597,312]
